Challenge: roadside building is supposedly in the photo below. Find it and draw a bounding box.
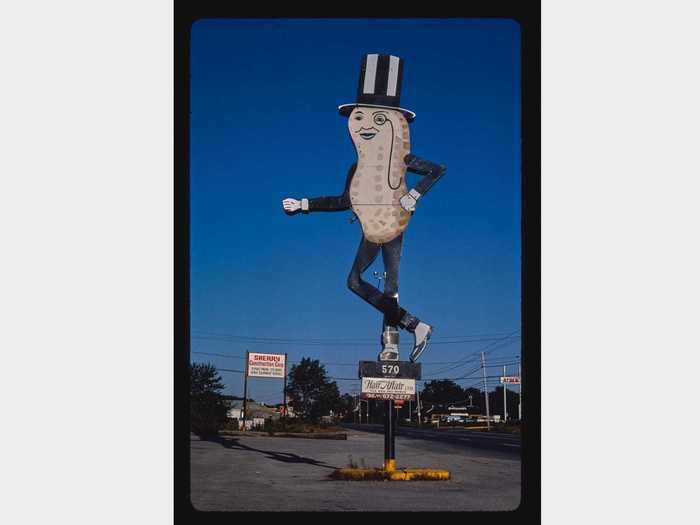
[226,399,281,427]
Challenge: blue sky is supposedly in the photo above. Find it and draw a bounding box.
[190,18,521,404]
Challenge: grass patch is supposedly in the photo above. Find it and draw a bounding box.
[251,418,342,435]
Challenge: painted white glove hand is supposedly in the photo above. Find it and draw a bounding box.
[399,189,421,212]
[282,198,309,214]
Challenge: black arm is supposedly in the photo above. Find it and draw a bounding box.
[305,163,356,212]
[404,154,446,196]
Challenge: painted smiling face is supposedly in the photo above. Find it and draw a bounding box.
[348,106,412,244]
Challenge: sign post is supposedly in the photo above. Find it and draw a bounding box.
[499,374,521,423]
[359,365,420,472]
[283,352,288,419]
[519,364,522,421]
[243,352,287,429]
[384,399,395,471]
[242,351,249,429]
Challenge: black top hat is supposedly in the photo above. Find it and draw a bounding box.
[338,53,416,122]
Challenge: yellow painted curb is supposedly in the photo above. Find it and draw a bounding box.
[331,467,450,481]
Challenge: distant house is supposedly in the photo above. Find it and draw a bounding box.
[226,399,281,423]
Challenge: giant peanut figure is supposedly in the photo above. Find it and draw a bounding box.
[282,54,446,362]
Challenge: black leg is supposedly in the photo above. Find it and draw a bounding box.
[347,233,419,329]
[347,235,382,311]
[382,233,418,330]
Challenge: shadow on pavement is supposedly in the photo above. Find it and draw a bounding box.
[206,435,337,470]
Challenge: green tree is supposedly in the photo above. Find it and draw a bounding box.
[337,393,357,422]
[420,379,465,411]
[285,358,340,422]
[190,362,230,438]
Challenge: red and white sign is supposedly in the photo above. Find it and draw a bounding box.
[247,352,286,378]
[361,377,416,401]
[499,376,521,384]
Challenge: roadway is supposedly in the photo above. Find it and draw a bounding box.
[190,425,521,511]
[343,423,521,458]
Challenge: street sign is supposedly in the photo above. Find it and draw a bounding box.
[247,352,286,378]
[358,361,421,379]
[394,399,405,407]
[361,377,416,401]
[499,376,521,384]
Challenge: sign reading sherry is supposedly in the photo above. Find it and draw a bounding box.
[247,352,286,378]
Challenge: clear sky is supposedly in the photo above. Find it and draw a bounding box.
[190,18,521,404]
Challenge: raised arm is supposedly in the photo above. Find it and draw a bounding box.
[398,154,447,212]
[282,164,356,215]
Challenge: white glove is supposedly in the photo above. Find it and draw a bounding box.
[282,198,309,214]
[399,189,421,212]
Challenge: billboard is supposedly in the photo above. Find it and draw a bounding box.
[361,377,416,401]
[247,352,286,378]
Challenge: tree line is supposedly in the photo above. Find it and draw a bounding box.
[190,360,521,436]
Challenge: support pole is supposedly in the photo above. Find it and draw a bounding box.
[283,352,288,420]
[519,363,522,421]
[384,399,395,471]
[481,352,491,431]
[243,350,249,430]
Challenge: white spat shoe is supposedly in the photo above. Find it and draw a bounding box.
[409,322,433,362]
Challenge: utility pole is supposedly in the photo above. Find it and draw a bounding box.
[503,365,508,423]
[416,387,422,427]
[519,363,522,421]
[243,350,250,430]
[481,352,491,430]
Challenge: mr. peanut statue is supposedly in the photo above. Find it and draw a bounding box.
[282,54,446,362]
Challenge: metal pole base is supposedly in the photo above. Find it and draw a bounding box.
[378,326,400,361]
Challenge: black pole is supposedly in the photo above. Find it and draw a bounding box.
[384,399,395,471]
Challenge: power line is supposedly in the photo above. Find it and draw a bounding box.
[216,367,245,374]
[192,329,516,343]
[422,334,520,378]
[191,351,518,367]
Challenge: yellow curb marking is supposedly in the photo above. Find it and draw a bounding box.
[331,467,451,481]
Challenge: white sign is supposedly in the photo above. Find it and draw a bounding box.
[361,377,416,400]
[500,376,521,384]
[247,352,286,378]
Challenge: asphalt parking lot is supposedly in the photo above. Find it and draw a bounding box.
[190,426,521,512]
